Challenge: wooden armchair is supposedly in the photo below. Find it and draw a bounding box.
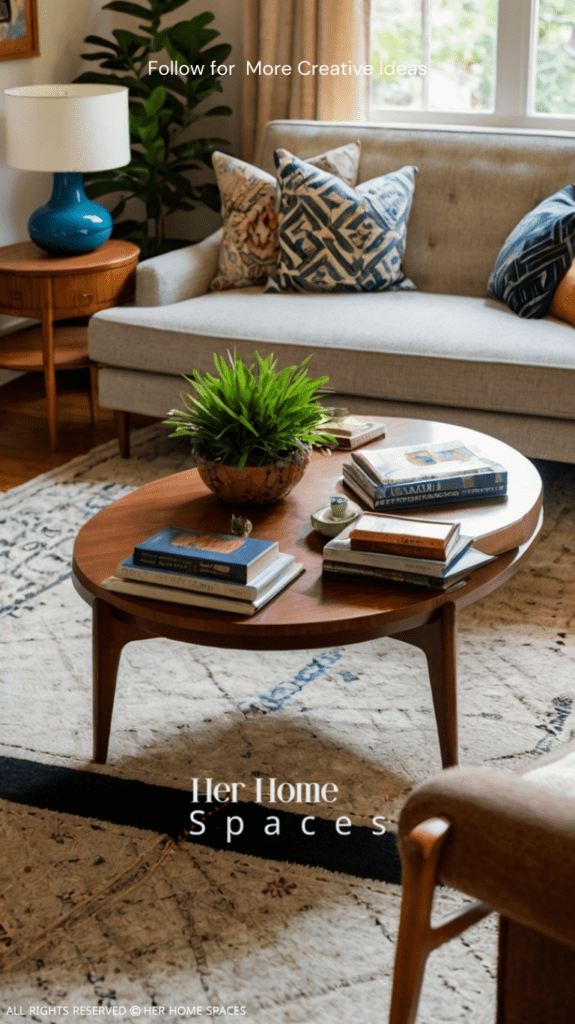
[390,738,575,1024]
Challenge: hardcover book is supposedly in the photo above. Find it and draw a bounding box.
[352,438,504,486]
[321,415,386,450]
[323,544,495,589]
[342,464,507,511]
[117,551,295,601]
[349,512,460,559]
[132,527,279,583]
[325,530,473,577]
[343,456,507,499]
[102,560,304,615]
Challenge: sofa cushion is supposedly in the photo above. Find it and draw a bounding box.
[89,291,575,421]
[210,142,361,292]
[488,185,575,318]
[267,152,417,293]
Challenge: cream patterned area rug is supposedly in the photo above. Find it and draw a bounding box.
[1,426,574,1022]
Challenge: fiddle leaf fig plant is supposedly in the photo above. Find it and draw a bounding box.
[74,2,232,259]
[165,352,336,469]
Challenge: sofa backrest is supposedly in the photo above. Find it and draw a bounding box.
[260,120,575,298]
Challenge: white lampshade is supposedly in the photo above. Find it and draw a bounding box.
[4,84,131,173]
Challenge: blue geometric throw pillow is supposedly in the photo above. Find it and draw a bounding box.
[266,149,418,293]
[488,185,575,318]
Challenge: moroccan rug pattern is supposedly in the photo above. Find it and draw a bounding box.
[1,426,573,1021]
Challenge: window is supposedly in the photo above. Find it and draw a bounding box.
[370,0,575,129]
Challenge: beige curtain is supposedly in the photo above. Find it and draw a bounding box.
[242,0,371,163]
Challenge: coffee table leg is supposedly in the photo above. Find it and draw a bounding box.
[92,598,150,764]
[397,602,458,769]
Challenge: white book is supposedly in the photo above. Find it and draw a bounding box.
[323,545,495,588]
[324,530,472,577]
[101,560,304,616]
[116,551,295,601]
[353,439,497,486]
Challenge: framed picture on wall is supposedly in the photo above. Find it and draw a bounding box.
[0,0,39,61]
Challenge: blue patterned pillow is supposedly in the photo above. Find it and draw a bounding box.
[266,149,418,293]
[488,185,575,318]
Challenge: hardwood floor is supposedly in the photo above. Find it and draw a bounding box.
[0,369,156,491]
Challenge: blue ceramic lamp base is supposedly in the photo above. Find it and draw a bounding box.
[28,172,113,256]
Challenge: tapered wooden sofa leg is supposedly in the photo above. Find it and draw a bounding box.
[114,410,131,458]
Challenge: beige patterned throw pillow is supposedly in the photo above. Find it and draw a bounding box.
[210,142,361,292]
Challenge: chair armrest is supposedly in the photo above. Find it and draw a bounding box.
[399,764,575,951]
[135,228,222,307]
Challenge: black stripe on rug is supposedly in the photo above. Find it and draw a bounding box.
[0,756,402,884]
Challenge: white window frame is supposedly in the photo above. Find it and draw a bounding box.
[370,0,575,131]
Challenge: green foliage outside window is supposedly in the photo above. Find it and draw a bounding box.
[536,0,575,113]
[370,0,575,117]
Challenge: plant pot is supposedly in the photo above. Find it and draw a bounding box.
[195,447,312,505]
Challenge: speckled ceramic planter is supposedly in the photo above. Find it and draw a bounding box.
[195,447,312,505]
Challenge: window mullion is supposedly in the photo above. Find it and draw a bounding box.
[494,0,537,121]
[422,0,430,109]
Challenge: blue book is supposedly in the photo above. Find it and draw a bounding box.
[133,527,279,584]
[343,465,507,510]
[344,460,507,500]
[117,552,294,600]
[369,484,507,510]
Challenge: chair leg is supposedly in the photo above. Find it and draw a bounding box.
[389,818,452,1024]
[114,410,131,458]
[390,817,492,1024]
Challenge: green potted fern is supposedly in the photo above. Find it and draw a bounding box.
[165,352,335,504]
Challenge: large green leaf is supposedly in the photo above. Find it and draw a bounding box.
[168,19,220,54]
[74,5,231,251]
[103,1,155,20]
[145,86,166,116]
[112,28,150,51]
[84,34,121,52]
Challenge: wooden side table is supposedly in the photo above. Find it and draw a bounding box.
[0,240,140,451]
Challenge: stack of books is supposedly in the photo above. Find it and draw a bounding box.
[101,527,304,616]
[323,512,496,589]
[342,438,508,511]
[321,414,386,450]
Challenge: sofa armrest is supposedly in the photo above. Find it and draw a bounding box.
[135,228,222,307]
[399,764,575,951]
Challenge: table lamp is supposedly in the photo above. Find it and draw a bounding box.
[4,84,130,256]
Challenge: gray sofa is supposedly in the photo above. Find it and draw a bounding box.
[89,119,575,462]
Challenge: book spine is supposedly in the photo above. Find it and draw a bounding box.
[322,560,443,588]
[345,462,507,498]
[373,470,507,497]
[342,464,377,497]
[133,548,247,583]
[349,538,450,560]
[103,576,257,614]
[119,563,259,599]
[369,483,507,509]
[324,545,447,574]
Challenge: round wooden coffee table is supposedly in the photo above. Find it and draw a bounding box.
[72,418,543,767]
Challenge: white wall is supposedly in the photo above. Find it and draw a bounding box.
[0,0,243,247]
[0,0,242,371]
